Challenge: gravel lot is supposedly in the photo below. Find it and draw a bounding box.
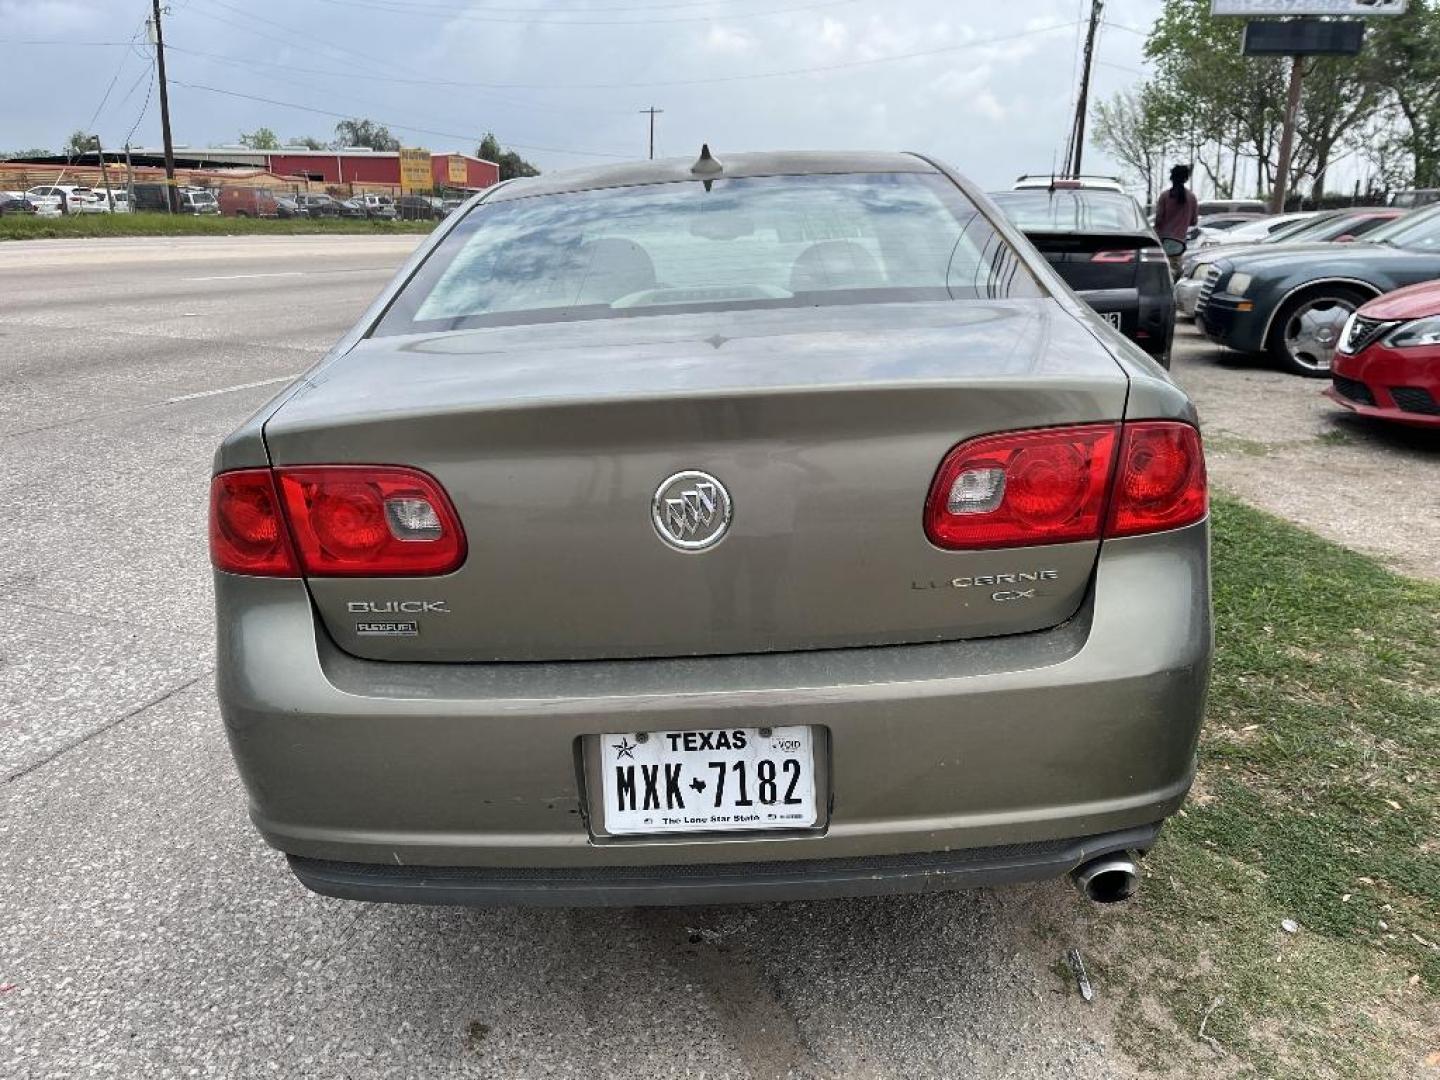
[1,236,1431,1079]
[1169,323,1439,580]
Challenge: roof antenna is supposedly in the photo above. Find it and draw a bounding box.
[691,143,722,190]
[691,144,722,175]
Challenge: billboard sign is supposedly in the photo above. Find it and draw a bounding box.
[447,155,467,186]
[1243,18,1366,52]
[398,148,431,193]
[1212,0,1404,14]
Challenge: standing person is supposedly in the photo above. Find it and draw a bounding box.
[1155,165,1198,273]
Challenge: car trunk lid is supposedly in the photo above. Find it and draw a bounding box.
[263,299,1128,661]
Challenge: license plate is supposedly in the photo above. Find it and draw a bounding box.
[1101,311,1123,329]
[599,726,818,835]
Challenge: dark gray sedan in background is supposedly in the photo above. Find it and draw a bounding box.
[210,151,1211,907]
[990,187,1181,367]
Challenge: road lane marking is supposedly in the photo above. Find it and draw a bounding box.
[186,266,396,281]
[0,374,305,440]
[165,374,299,403]
[186,271,308,281]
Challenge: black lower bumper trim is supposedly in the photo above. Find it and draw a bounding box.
[287,823,1164,907]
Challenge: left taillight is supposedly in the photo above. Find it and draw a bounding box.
[1090,249,1136,263]
[209,469,296,576]
[209,465,466,577]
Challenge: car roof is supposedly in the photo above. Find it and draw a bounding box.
[485,150,934,202]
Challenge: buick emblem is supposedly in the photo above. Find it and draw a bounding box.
[652,470,732,551]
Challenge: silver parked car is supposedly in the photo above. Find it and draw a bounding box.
[211,150,1212,907]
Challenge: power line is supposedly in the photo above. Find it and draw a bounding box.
[168,80,631,158]
[161,40,625,117]
[81,17,149,133]
[171,19,1081,93]
[0,39,142,46]
[303,0,869,26]
[181,0,616,114]
[311,0,855,12]
[123,64,157,148]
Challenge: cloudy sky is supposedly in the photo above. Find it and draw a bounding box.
[0,0,1167,189]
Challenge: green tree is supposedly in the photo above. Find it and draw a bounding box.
[1092,87,1176,206]
[479,133,540,181]
[65,129,96,157]
[288,135,328,150]
[1292,56,1378,198]
[333,118,400,151]
[1144,0,1288,196]
[1362,0,1440,188]
[239,127,280,150]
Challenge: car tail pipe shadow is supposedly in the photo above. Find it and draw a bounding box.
[1070,852,1141,903]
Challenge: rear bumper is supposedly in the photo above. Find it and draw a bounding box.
[1075,287,1174,357]
[289,823,1163,906]
[217,524,1211,900]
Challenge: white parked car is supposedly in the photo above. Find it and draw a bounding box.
[24,185,77,216]
[1190,211,1319,250]
[74,188,130,214]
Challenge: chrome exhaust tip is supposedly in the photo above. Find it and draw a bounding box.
[1071,853,1141,904]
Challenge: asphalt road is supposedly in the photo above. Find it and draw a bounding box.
[1,235,1433,1079]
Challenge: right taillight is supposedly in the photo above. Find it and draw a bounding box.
[1105,421,1207,537]
[925,421,1206,550]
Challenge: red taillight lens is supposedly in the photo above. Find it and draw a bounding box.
[1106,422,1207,537]
[924,425,1119,549]
[209,469,297,576]
[1091,249,1137,263]
[275,466,466,576]
[924,421,1207,550]
[210,465,466,577]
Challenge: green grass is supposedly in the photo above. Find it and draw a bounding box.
[0,211,436,241]
[1094,496,1439,1078]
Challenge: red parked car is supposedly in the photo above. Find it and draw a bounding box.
[1327,280,1440,427]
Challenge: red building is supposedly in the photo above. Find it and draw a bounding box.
[125,147,500,191]
[258,149,499,189]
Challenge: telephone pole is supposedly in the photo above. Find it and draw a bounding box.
[1068,0,1104,177]
[93,136,116,211]
[150,0,178,213]
[639,106,663,160]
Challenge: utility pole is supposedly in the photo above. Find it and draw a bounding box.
[124,143,136,206]
[1270,56,1305,214]
[639,106,663,160]
[93,136,116,212]
[149,0,178,214]
[1069,0,1104,176]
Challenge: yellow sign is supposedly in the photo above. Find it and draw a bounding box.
[447,155,467,186]
[398,148,431,194]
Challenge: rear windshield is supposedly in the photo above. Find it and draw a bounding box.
[988,190,1148,234]
[372,172,1039,335]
